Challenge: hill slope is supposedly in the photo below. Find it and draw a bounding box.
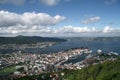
[62,59,120,80]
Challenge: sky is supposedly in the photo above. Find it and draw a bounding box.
[0,0,120,37]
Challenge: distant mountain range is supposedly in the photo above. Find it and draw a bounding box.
[0,35,66,44]
[0,36,120,44]
[65,37,120,41]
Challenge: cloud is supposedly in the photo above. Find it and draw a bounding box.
[0,11,119,37]
[0,10,66,36]
[53,25,120,37]
[0,24,54,36]
[103,26,120,33]
[0,0,25,6]
[52,25,102,34]
[0,25,120,37]
[103,26,111,33]
[40,0,60,6]
[40,0,71,6]
[53,25,92,33]
[81,16,100,24]
[0,10,66,27]
[105,0,118,5]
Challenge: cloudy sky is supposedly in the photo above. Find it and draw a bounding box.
[0,0,120,37]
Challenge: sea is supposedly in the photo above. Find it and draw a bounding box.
[24,40,120,54]
[0,41,120,54]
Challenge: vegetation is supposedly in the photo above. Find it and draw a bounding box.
[62,59,120,80]
[0,35,66,44]
[14,58,120,80]
[0,65,16,76]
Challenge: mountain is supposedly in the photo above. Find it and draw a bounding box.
[65,37,120,41]
[0,35,66,44]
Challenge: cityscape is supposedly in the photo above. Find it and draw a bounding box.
[0,45,119,80]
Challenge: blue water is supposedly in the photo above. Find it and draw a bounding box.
[24,41,120,54]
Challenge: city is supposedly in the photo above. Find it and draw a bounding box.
[0,46,119,79]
